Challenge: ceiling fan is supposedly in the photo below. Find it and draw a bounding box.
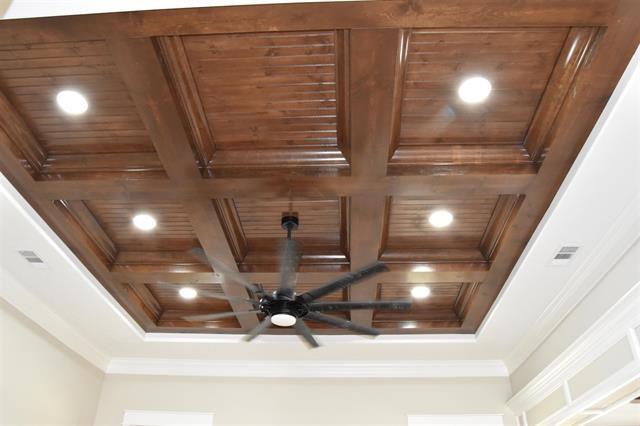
[184,214,412,348]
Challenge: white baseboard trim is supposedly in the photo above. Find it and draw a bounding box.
[106,358,508,378]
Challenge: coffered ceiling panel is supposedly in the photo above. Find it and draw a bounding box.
[386,197,499,248]
[160,31,348,177]
[0,0,637,336]
[375,282,478,329]
[0,40,162,180]
[84,201,198,251]
[398,29,567,145]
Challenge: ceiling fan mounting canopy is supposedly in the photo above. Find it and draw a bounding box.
[185,213,412,348]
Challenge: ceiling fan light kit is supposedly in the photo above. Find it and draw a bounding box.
[184,213,411,348]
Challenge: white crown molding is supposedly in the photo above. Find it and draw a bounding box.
[546,361,640,425]
[143,331,476,344]
[0,266,110,370]
[505,196,640,371]
[507,280,640,414]
[106,358,508,378]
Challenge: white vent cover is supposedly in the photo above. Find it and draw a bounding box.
[18,250,47,268]
[551,246,579,265]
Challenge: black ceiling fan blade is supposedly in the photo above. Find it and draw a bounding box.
[294,319,320,348]
[183,310,261,321]
[278,238,301,296]
[307,300,412,312]
[190,248,263,295]
[298,262,389,303]
[304,311,380,336]
[244,316,272,342]
[198,290,260,306]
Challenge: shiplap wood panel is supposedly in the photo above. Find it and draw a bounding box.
[0,40,161,179]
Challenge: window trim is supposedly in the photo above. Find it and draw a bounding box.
[407,414,504,426]
[122,410,214,426]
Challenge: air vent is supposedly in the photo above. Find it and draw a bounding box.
[18,250,47,269]
[551,246,579,265]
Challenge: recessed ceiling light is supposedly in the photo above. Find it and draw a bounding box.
[458,76,492,104]
[402,321,417,329]
[179,287,198,300]
[411,285,431,299]
[412,265,433,273]
[132,213,157,231]
[428,210,453,228]
[56,90,88,115]
[271,313,297,327]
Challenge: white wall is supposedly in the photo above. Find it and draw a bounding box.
[94,375,516,426]
[510,241,640,395]
[0,300,104,425]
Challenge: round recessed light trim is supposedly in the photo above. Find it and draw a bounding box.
[458,76,492,104]
[271,313,297,327]
[402,321,418,329]
[428,210,454,228]
[56,90,88,115]
[132,213,157,231]
[179,287,198,300]
[411,285,431,299]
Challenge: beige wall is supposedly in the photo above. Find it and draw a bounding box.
[94,375,515,425]
[0,300,104,426]
[0,0,12,18]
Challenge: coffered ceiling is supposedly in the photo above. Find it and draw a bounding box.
[0,0,638,336]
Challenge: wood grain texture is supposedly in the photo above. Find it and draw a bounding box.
[0,0,637,334]
[107,36,258,329]
[0,40,160,179]
[348,29,400,326]
[179,31,347,177]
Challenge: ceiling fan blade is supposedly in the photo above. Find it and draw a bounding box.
[304,311,380,336]
[198,290,260,306]
[278,238,301,296]
[294,319,320,348]
[190,248,263,295]
[183,310,261,322]
[244,317,272,342]
[307,300,411,312]
[298,262,389,302]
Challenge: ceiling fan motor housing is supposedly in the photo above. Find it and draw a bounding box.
[261,298,308,318]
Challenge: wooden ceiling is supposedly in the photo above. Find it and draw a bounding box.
[0,0,638,335]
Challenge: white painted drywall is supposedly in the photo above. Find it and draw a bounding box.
[93,375,516,425]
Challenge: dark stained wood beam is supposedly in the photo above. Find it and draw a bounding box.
[348,29,402,326]
[524,27,601,161]
[107,36,259,329]
[33,174,535,201]
[0,0,616,44]
[110,269,489,285]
